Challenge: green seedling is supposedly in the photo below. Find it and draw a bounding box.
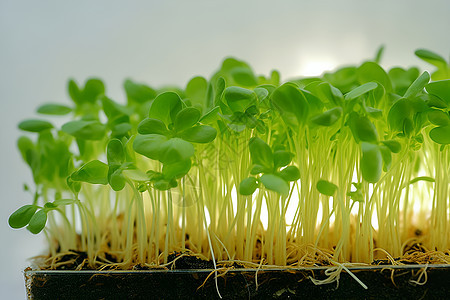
[9,48,450,279]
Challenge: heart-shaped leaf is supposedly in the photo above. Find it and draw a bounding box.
[271,83,309,128]
[71,160,108,185]
[249,137,273,171]
[8,205,38,229]
[133,134,168,161]
[310,107,342,127]
[174,107,201,132]
[279,166,300,182]
[138,118,170,135]
[223,86,257,113]
[260,174,289,196]
[162,159,191,179]
[158,138,195,164]
[178,125,217,143]
[149,92,183,126]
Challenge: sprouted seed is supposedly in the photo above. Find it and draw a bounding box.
[9,48,450,274]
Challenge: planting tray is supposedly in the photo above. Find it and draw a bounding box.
[24,264,450,299]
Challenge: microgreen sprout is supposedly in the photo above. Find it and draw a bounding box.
[9,49,450,276]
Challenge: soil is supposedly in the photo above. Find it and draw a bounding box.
[26,252,450,299]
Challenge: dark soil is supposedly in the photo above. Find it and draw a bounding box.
[26,252,450,299]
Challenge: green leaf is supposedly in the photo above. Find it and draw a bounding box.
[387,99,414,133]
[153,178,177,190]
[344,82,378,100]
[415,49,448,69]
[348,114,378,143]
[8,205,38,229]
[122,169,150,181]
[357,62,392,92]
[214,77,226,106]
[271,83,309,128]
[374,45,384,64]
[381,140,401,153]
[223,86,257,113]
[428,109,449,126]
[52,199,77,206]
[158,138,195,164]
[82,79,105,103]
[67,177,81,194]
[239,177,259,195]
[17,136,36,166]
[273,151,292,169]
[199,106,221,124]
[230,66,258,86]
[279,166,300,182]
[365,106,383,119]
[27,210,47,234]
[124,79,156,103]
[107,139,125,165]
[429,125,450,144]
[149,92,183,126]
[178,125,217,143]
[37,104,72,115]
[68,79,81,104]
[249,137,273,171]
[316,82,343,107]
[185,76,207,108]
[111,123,132,138]
[360,142,382,183]
[44,202,58,210]
[310,107,342,127]
[18,119,53,132]
[133,134,168,160]
[71,160,108,185]
[138,118,170,135]
[260,174,289,196]
[347,191,364,202]
[101,97,133,119]
[174,107,201,131]
[250,164,265,175]
[61,120,106,140]
[109,168,125,191]
[426,80,450,106]
[162,159,191,179]
[254,87,269,103]
[403,71,430,99]
[316,179,338,196]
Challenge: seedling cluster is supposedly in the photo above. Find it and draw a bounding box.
[9,48,450,270]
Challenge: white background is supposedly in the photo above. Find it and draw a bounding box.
[1,0,449,298]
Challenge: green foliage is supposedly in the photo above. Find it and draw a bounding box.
[239,177,259,195]
[18,119,53,132]
[149,92,183,126]
[360,142,382,183]
[271,83,309,128]
[71,160,108,185]
[316,180,338,196]
[37,104,72,115]
[8,205,38,229]
[223,86,257,113]
[9,48,450,275]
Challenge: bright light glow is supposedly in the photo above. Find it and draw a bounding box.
[204,206,211,227]
[299,58,337,76]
